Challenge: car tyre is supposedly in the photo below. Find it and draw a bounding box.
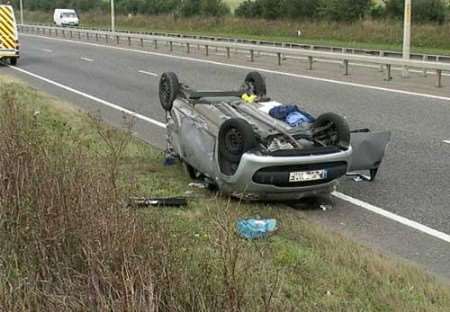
[218,118,257,163]
[312,112,350,149]
[9,58,17,66]
[244,72,266,97]
[159,72,179,111]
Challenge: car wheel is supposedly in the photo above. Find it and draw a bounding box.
[312,112,350,149]
[219,118,257,163]
[244,72,266,97]
[159,72,179,112]
[9,58,17,66]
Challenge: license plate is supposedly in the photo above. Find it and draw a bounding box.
[289,169,327,182]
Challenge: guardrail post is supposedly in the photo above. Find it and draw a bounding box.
[436,70,442,88]
[226,47,230,58]
[78,32,81,40]
[308,56,313,70]
[169,41,173,52]
[95,33,98,41]
[62,30,65,38]
[106,34,109,43]
[343,60,349,76]
[186,43,190,54]
[70,30,73,38]
[140,38,144,47]
[422,55,428,77]
[86,32,89,40]
[154,39,158,49]
[128,36,131,46]
[385,64,392,81]
[250,50,254,62]
[379,51,385,72]
[277,52,281,66]
[205,45,209,56]
[116,35,120,45]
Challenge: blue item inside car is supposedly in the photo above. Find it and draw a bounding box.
[236,219,278,239]
[269,105,315,127]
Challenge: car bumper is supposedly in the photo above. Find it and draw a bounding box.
[218,147,352,200]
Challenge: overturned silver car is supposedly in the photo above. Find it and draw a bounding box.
[160,72,390,201]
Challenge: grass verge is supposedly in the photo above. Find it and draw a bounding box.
[1,75,450,311]
[23,11,450,56]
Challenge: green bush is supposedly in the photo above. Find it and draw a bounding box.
[235,0,264,18]
[260,0,284,19]
[317,0,371,21]
[235,0,369,20]
[369,3,386,19]
[385,0,448,23]
[283,0,319,19]
[200,0,230,16]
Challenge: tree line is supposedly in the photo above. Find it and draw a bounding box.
[235,0,449,23]
[8,0,229,17]
[10,0,450,22]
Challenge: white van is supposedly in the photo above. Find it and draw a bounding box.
[53,9,80,27]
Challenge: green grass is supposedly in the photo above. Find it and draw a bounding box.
[23,10,450,56]
[1,75,450,311]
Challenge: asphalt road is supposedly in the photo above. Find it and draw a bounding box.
[2,34,450,281]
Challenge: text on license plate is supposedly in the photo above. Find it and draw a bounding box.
[289,170,327,182]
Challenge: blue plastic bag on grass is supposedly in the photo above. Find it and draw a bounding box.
[236,219,278,239]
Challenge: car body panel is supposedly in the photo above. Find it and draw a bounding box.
[165,74,390,200]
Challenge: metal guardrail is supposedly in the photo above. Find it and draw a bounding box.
[25,23,450,64]
[19,24,450,88]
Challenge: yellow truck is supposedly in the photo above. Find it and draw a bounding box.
[0,4,19,65]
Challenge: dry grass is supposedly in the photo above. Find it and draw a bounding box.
[23,10,450,55]
[1,77,450,311]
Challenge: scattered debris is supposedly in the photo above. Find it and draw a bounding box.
[163,149,178,166]
[130,197,187,207]
[189,182,208,189]
[320,204,332,211]
[352,175,364,182]
[236,219,278,239]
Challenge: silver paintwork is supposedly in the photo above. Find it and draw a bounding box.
[167,96,353,200]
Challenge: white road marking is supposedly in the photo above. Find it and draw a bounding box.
[8,43,450,244]
[333,192,450,243]
[8,66,166,129]
[41,48,53,53]
[21,33,450,103]
[443,140,450,144]
[138,70,158,77]
[80,57,94,62]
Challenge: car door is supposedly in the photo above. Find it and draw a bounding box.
[178,104,217,177]
[348,131,391,173]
